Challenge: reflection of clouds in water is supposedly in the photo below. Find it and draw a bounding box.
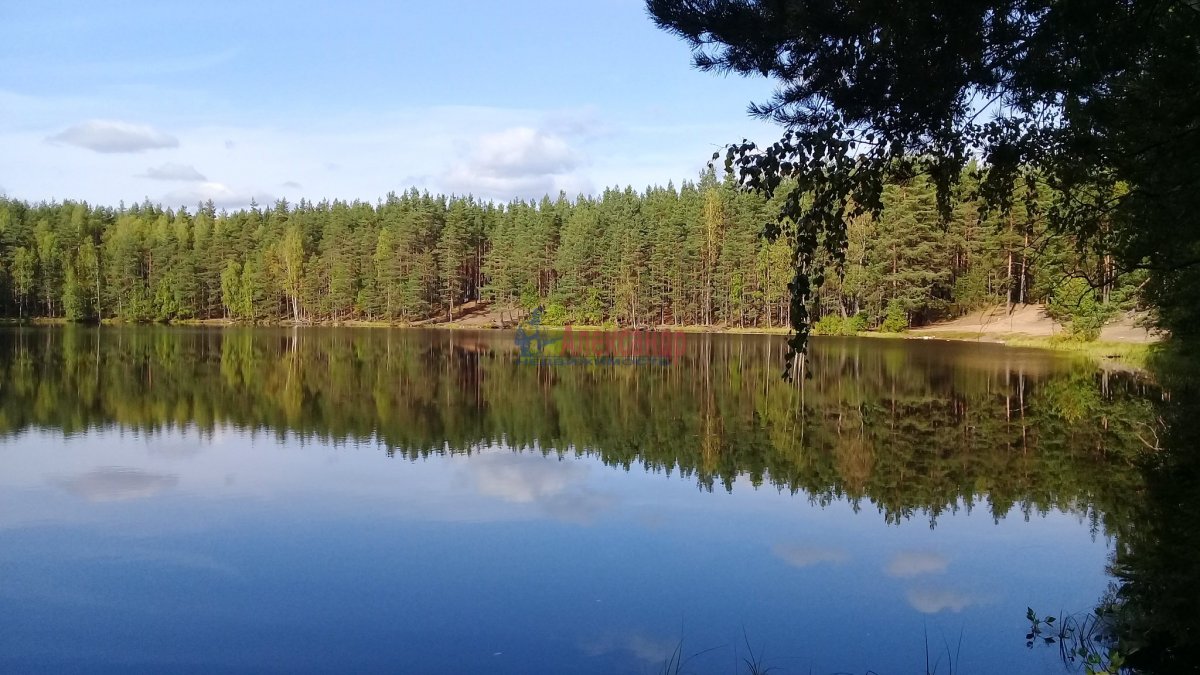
[889,551,984,614]
[772,543,850,568]
[464,453,614,523]
[581,632,680,664]
[886,550,949,578]
[470,452,583,503]
[54,467,178,502]
[905,586,985,614]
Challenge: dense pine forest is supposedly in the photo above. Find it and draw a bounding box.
[0,170,1137,334]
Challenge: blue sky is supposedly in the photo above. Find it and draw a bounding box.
[0,0,780,208]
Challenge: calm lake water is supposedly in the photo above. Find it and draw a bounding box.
[0,327,1166,674]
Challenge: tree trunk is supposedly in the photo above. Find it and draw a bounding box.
[1019,233,1028,304]
[1006,250,1013,314]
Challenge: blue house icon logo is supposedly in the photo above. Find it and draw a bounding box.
[514,308,560,358]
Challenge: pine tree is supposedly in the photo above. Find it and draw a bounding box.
[221,261,242,320]
[11,247,35,318]
[700,181,726,325]
[33,220,60,317]
[437,199,469,320]
[279,224,306,321]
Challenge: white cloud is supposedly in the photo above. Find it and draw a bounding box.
[469,452,584,504]
[480,127,580,175]
[885,550,949,578]
[54,467,178,502]
[442,126,593,200]
[2,90,765,207]
[47,120,178,153]
[772,543,850,568]
[140,162,206,181]
[906,587,985,614]
[463,452,614,523]
[581,633,680,664]
[161,181,274,210]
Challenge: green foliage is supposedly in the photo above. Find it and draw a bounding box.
[811,314,848,336]
[648,0,1200,354]
[812,312,868,336]
[61,264,86,321]
[952,264,993,313]
[0,183,1142,330]
[220,261,243,319]
[1025,607,1125,675]
[1047,278,1115,341]
[847,311,869,333]
[540,303,569,325]
[9,246,35,318]
[880,299,908,333]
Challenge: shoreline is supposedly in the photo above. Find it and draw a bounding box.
[2,316,1167,369]
[901,330,1162,371]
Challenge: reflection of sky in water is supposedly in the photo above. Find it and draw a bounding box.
[0,427,1107,674]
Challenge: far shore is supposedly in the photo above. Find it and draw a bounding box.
[3,310,1174,371]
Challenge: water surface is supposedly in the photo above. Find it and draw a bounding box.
[0,327,1159,673]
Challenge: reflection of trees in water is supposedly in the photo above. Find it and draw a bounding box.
[3,326,1193,670]
[0,327,1159,531]
[1023,361,1198,675]
[834,432,873,495]
[1103,377,1200,674]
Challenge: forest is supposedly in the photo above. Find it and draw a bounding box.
[0,169,1136,336]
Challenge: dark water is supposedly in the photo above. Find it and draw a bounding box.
[0,327,1176,673]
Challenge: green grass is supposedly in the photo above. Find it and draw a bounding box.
[1004,335,1153,362]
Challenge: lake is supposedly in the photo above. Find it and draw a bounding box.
[0,327,1168,673]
